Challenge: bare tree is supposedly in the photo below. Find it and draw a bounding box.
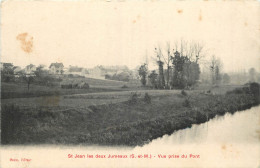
[209,55,222,86]
[164,42,173,88]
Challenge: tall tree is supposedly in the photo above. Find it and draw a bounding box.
[148,70,158,89]
[171,50,188,88]
[209,55,222,86]
[138,64,148,86]
[1,63,14,82]
[155,47,165,88]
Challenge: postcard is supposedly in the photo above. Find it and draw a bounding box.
[1,0,260,167]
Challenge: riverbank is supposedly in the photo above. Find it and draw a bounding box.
[2,84,260,146]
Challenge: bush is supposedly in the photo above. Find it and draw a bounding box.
[183,98,191,107]
[249,82,260,102]
[121,85,128,88]
[128,92,139,104]
[181,90,187,96]
[144,93,151,104]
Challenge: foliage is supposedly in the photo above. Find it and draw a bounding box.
[1,63,15,82]
[148,70,158,89]
[249,82,260,102]
[2,85,259,146]
[183,98,191,107]
[171,51,200,89]
[128,92,140,104]
[181,90,187,96]
[138,64,148,86]
[157,61,165,89]
[144,93,151,104]
[121,84,128,88]
[183,61,200,88]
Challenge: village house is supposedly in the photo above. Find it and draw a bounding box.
[49,63,64,75]
[25,64,36,75]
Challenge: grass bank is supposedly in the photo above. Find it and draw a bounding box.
[2,84,259,146]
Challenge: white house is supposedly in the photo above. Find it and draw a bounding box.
[49,63,64,75]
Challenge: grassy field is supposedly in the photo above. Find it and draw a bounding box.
[1,80,129,99]
[2,82,259,146]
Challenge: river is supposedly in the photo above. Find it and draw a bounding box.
[1,106,259,168]
[136,105,260,167]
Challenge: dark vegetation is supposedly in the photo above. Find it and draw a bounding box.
[2,83,259,146]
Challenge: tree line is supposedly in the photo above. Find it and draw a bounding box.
[139,40,204,89]
[138,40,259,89]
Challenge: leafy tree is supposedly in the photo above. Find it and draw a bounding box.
[171,51,188,88]
[138,64,148,86]
[157,60,165,88]
[154,47,165,89]
[34,65,45,78]
[183,61,200,88]
[1,63,14,82]
[148,70,158,89]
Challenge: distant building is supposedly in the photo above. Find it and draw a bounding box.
[66,66,87,76]
[25,64,36,74]
[86,66,104,79]
[49,63,64,75]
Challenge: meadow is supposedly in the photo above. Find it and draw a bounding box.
[1,77,130,99]
[2,79,259,146]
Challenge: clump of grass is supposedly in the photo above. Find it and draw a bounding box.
[144,93,151,104]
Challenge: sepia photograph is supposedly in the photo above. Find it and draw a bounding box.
[1,0,260,167]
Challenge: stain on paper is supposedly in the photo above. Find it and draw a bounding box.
[16,33,33,53]
[177,9,183,14]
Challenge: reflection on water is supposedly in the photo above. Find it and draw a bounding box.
[136,106,260,167]
[147,105,260,146]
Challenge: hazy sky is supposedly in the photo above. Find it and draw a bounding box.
[1,1,260,72]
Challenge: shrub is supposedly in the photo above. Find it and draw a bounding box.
[183,98,191,107]
[181,90,187,96]
[249,83,260,103]
[128,92,139,104]
[144,93,151,104]
[121,85,128,88]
